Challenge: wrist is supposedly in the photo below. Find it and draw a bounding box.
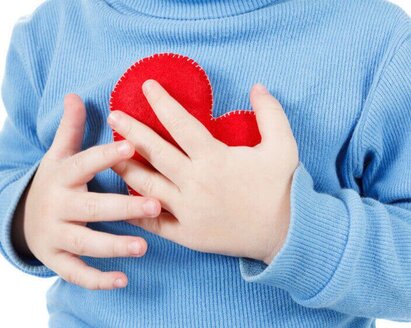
[262,215,290,265]
[261,178,292,265]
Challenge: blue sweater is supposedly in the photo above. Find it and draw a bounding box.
[1,0,411,327]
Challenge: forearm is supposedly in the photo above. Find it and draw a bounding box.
[240,163,411,321]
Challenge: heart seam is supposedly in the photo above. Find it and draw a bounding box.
[110,52,256,121]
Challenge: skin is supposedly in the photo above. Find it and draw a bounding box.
[12,82,298,291]
[109,80,299,265]
[11,94,163,291]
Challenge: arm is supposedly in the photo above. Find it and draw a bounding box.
[239,32,411,321]
[0,20,55,277]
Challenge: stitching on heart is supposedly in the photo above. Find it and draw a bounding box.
[110,53,213,117]
[215,110,255,120]
[110,52,256,120]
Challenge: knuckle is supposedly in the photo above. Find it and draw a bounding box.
[167,114,182,132]
[153,143,165,160]
[141,176,154,195]
[123,121,135,140]
[65,271,81,286]
[101,144,114,160]
[150,218,161,234]
[88,280,100,291]
[72,233,87,255]
[125,199,136,219]
[111,239,122,257]
[116,161,128,177]
[146,141,163,160]
[72,154,83,172]
[85,196,99,219]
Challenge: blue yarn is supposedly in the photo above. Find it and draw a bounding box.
[1,0,410,326]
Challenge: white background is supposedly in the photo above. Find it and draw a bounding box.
[0,1,410,327]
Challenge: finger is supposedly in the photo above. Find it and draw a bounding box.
[65,191,162,222]
[54,252,128,290]
[60,225,148,258]
[61,140,135,187]
[112,159,180,213]
[250,83,293,146]
[107,110,189,185]
[128,211,185,247]
[142,79,219,159]
[48,94,86,159]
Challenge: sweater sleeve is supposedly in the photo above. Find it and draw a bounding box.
[239,34,411,320]
[0,21,55,277]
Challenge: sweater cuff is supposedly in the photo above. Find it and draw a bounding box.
[0,160,56,277]
[239,162,350,301]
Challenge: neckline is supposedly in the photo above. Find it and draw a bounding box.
[105,0,290,20]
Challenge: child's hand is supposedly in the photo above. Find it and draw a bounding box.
[108,80,299,265]
[12,94,161,290]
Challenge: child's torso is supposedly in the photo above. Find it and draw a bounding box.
[32,0,401,326]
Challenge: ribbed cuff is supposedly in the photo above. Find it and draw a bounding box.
[239,162,350,301]
[0,160,56,277]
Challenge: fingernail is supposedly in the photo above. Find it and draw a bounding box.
[117,141,132,156]
[114,278,126,288]
[107,111,121,126]
[128,241,142,255]
[254,83,269,95]
[142,199,158,217]
[142,79,155,95]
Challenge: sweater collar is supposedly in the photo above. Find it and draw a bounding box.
[107,0,289,20]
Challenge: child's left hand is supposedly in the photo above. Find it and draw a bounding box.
[108,80,299,265]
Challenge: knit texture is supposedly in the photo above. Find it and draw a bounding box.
[1,0,410,326]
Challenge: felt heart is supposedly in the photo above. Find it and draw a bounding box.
[110,53,261,196]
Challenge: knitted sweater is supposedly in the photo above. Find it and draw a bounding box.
[1,0,410,327]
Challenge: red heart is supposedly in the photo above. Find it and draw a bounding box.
[110,53,261,196]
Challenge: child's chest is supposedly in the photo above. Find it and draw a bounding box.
[36,37,368,194]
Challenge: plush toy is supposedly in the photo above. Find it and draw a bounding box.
[110,53,261,196]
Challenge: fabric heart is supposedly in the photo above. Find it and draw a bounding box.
[110,52,261,196]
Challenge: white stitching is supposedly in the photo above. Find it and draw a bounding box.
[110,52,256,120]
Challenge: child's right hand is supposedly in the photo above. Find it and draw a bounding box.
[11,94,161,290]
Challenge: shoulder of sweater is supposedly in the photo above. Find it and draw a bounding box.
[349,2,410,163]
[356,0,411,98]
[9,0,84,94]
[12,0,83,33]
[366,0,410,74]
[349,0,410,21]
[343,0,410,43]
[342,0,410,108]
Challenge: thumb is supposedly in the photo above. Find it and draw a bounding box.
[48,93,86,159]
[250,83,292,146]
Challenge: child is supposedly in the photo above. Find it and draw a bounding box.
[1,0,410,326]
